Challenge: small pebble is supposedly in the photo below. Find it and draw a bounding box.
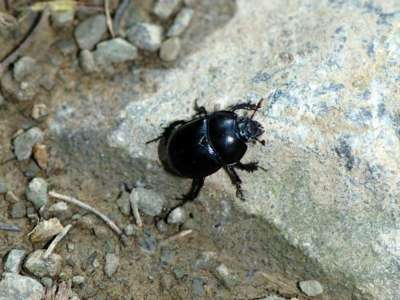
[26,206,38,220]
[26,177,48,209]
[116,191,131,216]
[193,251,217,270]
[94,38,138,65]
[153,0,182,20]
[159,37,181,62]
[40,277,53,288]
[155,219,168,233]
[54,38,78,56]
[24,249,63,278]
[74,14,107,50]
[298,280,323,297]
[93,226,109,239]
[48,201,70,219]
[214,264,239,288]
[79,50,97,73]
[72,275,85,287]
[104,253,119,277]
[127,23,163,52]
[30,218,64,243]
[13,127,44,160]
[1,72,39,102]
[23,161,40,178]
[51,11,74,28]
[167,8,194,37]
[124,224,138,236]
[192,277,206,297]
[130,187,165,217]
[32,144,49,169]
[0,273,44,300]
[4,249,26,273]
[10,201,26,219]
[31,104,48,120]
[13,56,37,82]
[167,206,186,224]
[139,229,158,254]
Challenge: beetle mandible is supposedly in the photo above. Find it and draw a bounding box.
[147,98,266,205]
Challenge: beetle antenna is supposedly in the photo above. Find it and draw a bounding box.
[250,98,265,119]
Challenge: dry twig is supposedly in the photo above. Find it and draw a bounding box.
[0,7,50,75]
[48,190,125,240]
[104,0,115,37]
[129,195,143,227]
[44,281,71,300]
[113,0,130,36]
[43,224,73,259]
[161,229,193,245]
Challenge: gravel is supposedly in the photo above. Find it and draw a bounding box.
[79,50,97,73]
[30,218,64,243]
[4,249,27,273]
[130,187,166,217]
[139,229,158,254]
[54,38,78,56]
[0,273,44,300]
[31,104,48,120]
[167,8,194,37]
[26,177,48,210]
[13,56,37,82]
[0,72,39,102]
[214,264,239,288]
[160,247,174,265]
[51,11,74,28]
[298,279,323,296]
[192,277,206,297]
[48,201,70,219]
[13,127,44,160]
[167,206,186,224]
[10,201,26,219]
[94,38,138,65]
[117,191,131,216]
[72,275,85,287]
[74,14,107,50]
[123,224,138,236]
[159,37,181,62]
[24,250,63,278]
[127,23,163,52]
[153,0,182,20]
[104,253,119,278]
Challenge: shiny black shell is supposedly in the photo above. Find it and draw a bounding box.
[161,111,247,178]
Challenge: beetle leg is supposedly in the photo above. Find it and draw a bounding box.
[228,102,258,112]
[177,177,205,203]
[224,166,245,201]
[146,120,185,144]
[235,161,268,173]
[193,99,208,117]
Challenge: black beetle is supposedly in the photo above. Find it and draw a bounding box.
[148,99,266,205]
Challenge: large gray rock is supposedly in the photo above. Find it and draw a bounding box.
[49,1,400,299]
[0,272,44,300]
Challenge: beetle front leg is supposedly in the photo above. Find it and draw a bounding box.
[228,102,258,112]
[177,177,205,203]
[224,166,245,201]
[193,99,208,117]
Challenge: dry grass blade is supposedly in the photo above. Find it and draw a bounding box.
[105,0,115,37]
[44,224,73,259]
[0,222,21,232]
[0,6,50,75]
[48,190,126,240]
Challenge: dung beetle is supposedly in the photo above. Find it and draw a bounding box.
[147,99,266,205]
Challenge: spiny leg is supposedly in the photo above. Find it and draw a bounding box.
[224,165,245,200]
[235,161,268,172]
[146,120,185,144]
[193,99,208,117]
[176,177,205,203]
[228,102,258,112]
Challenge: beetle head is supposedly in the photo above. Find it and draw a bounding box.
[237,117,264,143]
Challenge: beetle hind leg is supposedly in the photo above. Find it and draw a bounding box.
[235,161,267,172]
[146,120,185,144]
[228,102,258,112]
[224,166,245,201]
[176,177,205,203]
